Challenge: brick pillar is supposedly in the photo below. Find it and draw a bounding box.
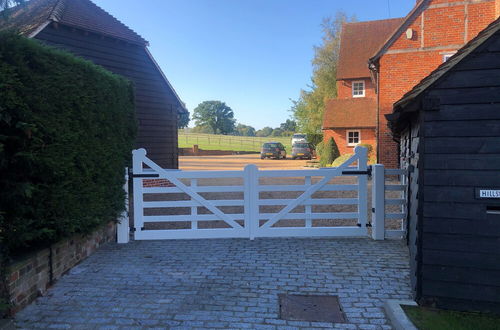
[497,0,500,18]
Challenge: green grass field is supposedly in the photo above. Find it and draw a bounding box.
[178,132,292,152]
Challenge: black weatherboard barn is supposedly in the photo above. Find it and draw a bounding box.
[387,17,500,313]
[0,0,186,168]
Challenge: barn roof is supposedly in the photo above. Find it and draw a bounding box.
[322,98,376,129]
[391,16,500,115]
[337,18,404,80]
[387,16,500,134]
[0,0,147,45]
[0,0,188,113]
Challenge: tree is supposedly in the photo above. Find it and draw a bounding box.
[192,101,236,135]
[234,123,256,136]
[279,119,297,132]
[256,127,273,137]
[291,12,354,134]
[271,128,284,137]
[177,111,190,129]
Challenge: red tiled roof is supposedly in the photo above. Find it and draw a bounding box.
[322,98,377,129]
[0,0,147,45]
[336,18,404,80]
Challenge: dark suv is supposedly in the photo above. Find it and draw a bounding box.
[260,142,287,159]
[291,142,314,160]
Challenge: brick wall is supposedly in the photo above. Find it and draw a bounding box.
[323,128,376,157]
[377,0,497,167]
[5,222,116,314]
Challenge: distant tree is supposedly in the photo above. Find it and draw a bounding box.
[291,12,355,134]
[256,126,273,137]
[271,128,284,137]
[192,101,236,135]
[234,123,256,136]
[279,119,297,132]
[191,125,213,134]
[177,111,190,129]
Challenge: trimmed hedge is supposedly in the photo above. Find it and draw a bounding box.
[317,137,340,167]
[0,33,136,254]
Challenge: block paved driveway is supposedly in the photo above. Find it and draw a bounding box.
[16,238,411,329]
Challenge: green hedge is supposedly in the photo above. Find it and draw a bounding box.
[0,33,136,254]
[317,137,340,167]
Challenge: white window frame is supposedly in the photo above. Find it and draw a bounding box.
[346,130,361,146]
[352,80,365,98]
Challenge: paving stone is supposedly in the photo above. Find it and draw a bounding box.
[14,238,410,329]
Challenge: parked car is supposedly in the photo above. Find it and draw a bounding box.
[291,133,307,145]
[291,142,315,160]
[260,142,287,159]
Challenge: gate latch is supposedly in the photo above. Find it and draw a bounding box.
[342,166,372,176]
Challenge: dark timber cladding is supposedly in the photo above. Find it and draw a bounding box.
[388,18,500,313]
[0,0,186,169]
[35,24,180,168]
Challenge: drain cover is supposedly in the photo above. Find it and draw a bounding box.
[279,294,346,323]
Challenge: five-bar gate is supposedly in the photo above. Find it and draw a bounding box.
[129,146,372,240]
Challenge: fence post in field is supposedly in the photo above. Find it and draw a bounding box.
[117,167,130,243]
[244,164,259,240]
[132,149,145,235]
[372,164,385,240]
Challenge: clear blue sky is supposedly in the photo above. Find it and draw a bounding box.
[92,0,415,130]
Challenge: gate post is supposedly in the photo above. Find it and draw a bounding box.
[372,164,385,240]
[355,146,368,229]
[117,167,130,243]
[244,164,259,240]
[132,149,146,237]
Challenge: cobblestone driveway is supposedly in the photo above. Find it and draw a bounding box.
[16,238,410,329]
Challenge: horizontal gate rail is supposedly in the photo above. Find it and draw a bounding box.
[132,146,372,240]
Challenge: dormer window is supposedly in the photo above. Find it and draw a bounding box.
[352,81,365,98]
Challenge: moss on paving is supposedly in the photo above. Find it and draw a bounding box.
[402,305,500,330]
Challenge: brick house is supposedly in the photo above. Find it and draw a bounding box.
[370,0,500,168]
[322,18,403,157]
[324,0,500,168]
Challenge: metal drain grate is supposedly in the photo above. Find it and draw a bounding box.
[279,294,346,323]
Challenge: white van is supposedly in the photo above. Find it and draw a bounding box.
[291,133,307,145]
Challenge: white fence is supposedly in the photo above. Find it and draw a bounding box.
[116,146,408,242]
[371,165,408,240]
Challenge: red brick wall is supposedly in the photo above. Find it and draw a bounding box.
[323,128,376,157]
[336,79,376,99]
[377,0,496,168]
[5,222,116,314]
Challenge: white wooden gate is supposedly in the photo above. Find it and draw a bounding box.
[131,146,370,240]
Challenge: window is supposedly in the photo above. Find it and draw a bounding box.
[347,130,360,146]
[352,81,365,98]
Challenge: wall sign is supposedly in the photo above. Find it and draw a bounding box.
[475,188,500,199]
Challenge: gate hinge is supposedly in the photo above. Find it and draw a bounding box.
[372,208,375,213]
[130,227,145,232]
[366,223,372,228]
